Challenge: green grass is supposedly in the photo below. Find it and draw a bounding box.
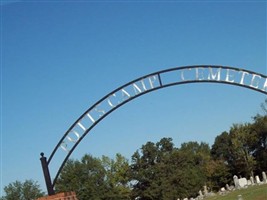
[206,184,267,200]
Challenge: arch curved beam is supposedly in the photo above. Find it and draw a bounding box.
[41,65,267,194]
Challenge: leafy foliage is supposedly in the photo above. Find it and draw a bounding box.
[211,115,267,180]
[252,114,267,173]
[129,138,208,199]
[229,123,256,177]
[55,154,131,200]
[56,154,108,199]
[1,180,44,200]
[4,101,266,200]
[54,108,267,199]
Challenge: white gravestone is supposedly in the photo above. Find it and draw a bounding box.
[203,186,208,196]
[250,176,255,185]
[233,175,240,188]
[238,178,247,188]
[255,175,261,184]
[262,171,267,183]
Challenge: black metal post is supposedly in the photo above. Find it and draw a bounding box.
[40,153,55,195]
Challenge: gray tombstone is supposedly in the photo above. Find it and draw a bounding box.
[255,175,261,184]
[199,190,203,197]
[233,175,240,188]
[262,171,267,183]
[226,184,231,191]
[238,178,247,188]
[203,185,208,196]
[250,176,255,185]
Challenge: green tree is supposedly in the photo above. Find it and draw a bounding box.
[205,159,230,190]
[229,123,256,177]
[1,180,44,200]
[56,154,131,200]
[130,141,159,200]
[178,142,209,195]
[180,141,210,167]
[56,154,108,200]
[211,131,231,161]
[260,99,267,114]
[251,114,267,173]
[101,153,131,199]
[210,132,233,188]
[130,138,206,200]
[211,124,257,178]
[167,149,206,199]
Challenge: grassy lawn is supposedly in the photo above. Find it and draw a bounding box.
[206,184,267,200]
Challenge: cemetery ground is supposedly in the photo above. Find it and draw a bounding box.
[206,184,267,200]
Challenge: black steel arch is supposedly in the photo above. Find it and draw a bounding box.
[40,65,267,195]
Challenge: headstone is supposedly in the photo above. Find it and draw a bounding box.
[233,175,240,188]
[226,184,231,191]
[238,178,247,188]
[247,180,252,186]
[229,185,235,190]
[203,185,208,196]
[262,171,267,183]
[237,194,243,200]
[199,190,203,197]
[250,176,255,185]
[219,187,227,195]
[255,175,261,184]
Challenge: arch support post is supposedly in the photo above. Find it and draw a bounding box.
[40,153,55,196]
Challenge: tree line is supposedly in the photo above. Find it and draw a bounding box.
[55,109,267,199]
[1,104,267,200]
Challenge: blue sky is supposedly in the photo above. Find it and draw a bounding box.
[1,0,266,196]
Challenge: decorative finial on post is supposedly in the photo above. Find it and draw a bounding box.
[40,152,55,195]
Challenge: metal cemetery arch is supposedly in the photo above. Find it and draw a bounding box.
[40,65,267,195]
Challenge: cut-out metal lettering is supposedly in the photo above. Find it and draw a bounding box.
[66,131,80,143]
[87,113,95,123]
[239,71,249,85]
[250,74,262,89]
[195,67,205,80]
[132,80,147,94]
[60,141,68,152]
[148,75,158,88]
[225,69,235,83]
[121,89,131,100]
[77,122,86,131]
[107,94,117,108]
[208,67,221,81]
[41,65,267,196]
[262,78,267,91]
